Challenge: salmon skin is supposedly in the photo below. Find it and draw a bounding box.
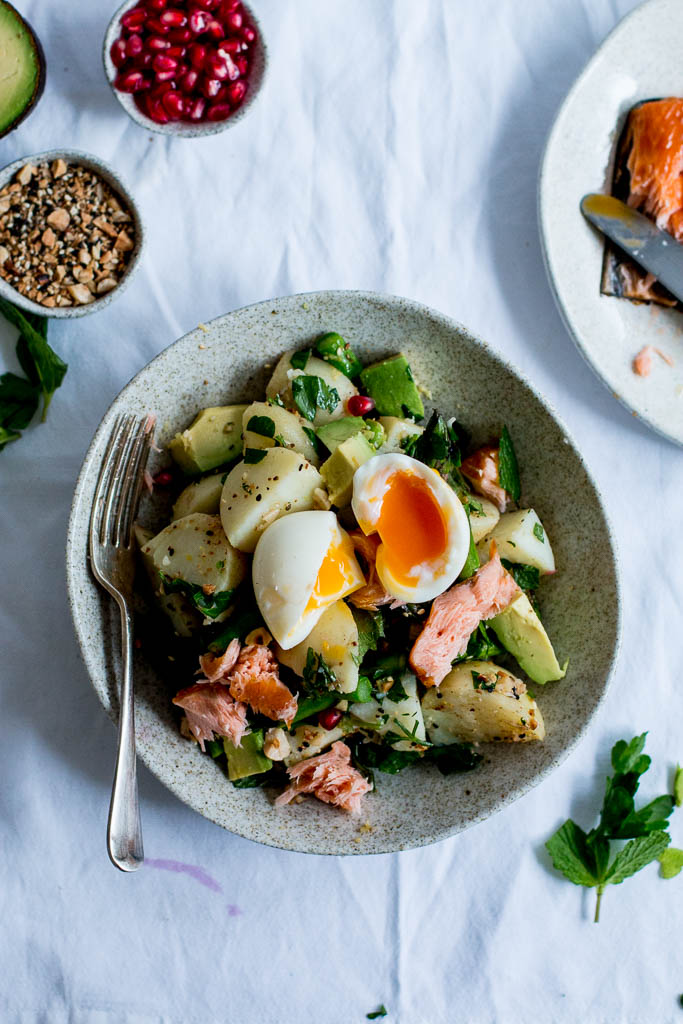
[601,98,683,309]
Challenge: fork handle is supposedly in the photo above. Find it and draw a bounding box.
[107,599,144,871]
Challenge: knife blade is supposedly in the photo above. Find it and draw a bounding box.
[580,193,683,304]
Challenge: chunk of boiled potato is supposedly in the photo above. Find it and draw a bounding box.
[276,600,360,693]
[421,660,545,744]
[172,472,224,520]
[486,509,555,573]
[467,495,501,544]
[378,416,424,455]
[266,349,357,426]
[220,448,324,553]
[285,723,346,766]
[350,674,426,749]
[242,401,321,468]
[134,524,201,637]
[141,513,248,592]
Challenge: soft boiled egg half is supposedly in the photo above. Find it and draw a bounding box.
[252,510,365,649]
[352,453,470,603]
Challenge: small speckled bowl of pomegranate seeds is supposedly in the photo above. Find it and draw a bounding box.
[103,0,266,137]
[0,149,144,317]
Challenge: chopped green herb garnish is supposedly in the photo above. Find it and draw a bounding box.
[533,521,545,542]
[246,414,275,438]
[385,676,410,702]
[266,394,285,408]
[215,560,225,570]
[501,559,540,592]
[291,691,338,726]
[452,623,502,664]
[472,670,496,692]
[289,349,310,370]
[244,448,268,464]
[498,425,521,502]
[658,848,683,879]
[459,521,480,580]
[351,607,385,663]
[545,734,675,921]
[209,606,263,652]
[347,675,373,703]
[302,647,337,695]
[291,375,340,421]
[159,573,235,619]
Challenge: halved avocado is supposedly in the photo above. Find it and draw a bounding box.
[0,1,46,139]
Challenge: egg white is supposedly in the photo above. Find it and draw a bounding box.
[351,453,470,603]
[252,510,365,649]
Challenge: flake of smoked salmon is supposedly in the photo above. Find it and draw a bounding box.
[626,99,683,238]
[227,644,298,726]
[199,638,241,682]
[173,682,248,750]
[347,530,393,611]
[275,741,372,814]
[460,446,508,513]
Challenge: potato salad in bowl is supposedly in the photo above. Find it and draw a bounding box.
[135,332,567,817]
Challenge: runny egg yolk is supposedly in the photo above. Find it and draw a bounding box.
[374,471,447,584]
[304,536,361,612]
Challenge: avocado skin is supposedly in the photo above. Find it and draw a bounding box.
[0,2,46,140]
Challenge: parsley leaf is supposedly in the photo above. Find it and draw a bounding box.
[246,414,275,438]
[351,607,385,663]
[289,349,310,370]
[291,375,340,421]
[243,448,267,464]
[452,623,502,664]
[498,425,521,502]
[545,733,676,921]
[658,848,683,879]
[302,648,337,695]
[159,573,235,619]
[385,676,410,702]
[533,521,545,542]
[0,296,67,421]
[501,559,540,592]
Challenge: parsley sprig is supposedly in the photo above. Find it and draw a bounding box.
[546,734,675,921]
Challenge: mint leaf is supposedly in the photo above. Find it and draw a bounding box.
[675,764,683,807]
[498,425,521,502]
[289,349,310,370]
[501,559,540,591]
[533,521,545,542]
[452,622,502,664]
[606,832,671,884]
[546,820,599,887]
[243,448,267,464]
[0,296,67,421]
[159,573,234,619]
[611,733,649,774]
[658,847,683,879]
[291,375,340,421]
[246,414,275,438]
[351,607,385,663]
[302,648,337,695]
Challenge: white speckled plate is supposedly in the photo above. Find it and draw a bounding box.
[539,0,683,446]
[66,291,620,855]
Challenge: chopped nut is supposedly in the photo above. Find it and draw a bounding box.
[263,728,290,761]
[0,245,8,265]
[96,277,118,294]
[41,227,56,248]
[0,198,10,215]
[46,208,71,232]
[43,296,56,308]
[114,229,134,252]
[16,164,35,186]
[67,283,95,305]
[51,158,67,178]
[93,216,117,238]
[78,249,91,265]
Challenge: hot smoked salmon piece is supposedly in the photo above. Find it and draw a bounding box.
[347,530,393,611]
[173,682,249,750]
[226,644,298,726]
[275,741,372,813]
[460,446,508,513]
[199,638,241,682]
[409,549,520,687]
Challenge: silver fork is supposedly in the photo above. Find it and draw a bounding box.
[89,414,154,872]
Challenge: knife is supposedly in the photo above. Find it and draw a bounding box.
[580,193,683,304]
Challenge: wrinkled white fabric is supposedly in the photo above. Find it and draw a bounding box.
[1,1,680,1022]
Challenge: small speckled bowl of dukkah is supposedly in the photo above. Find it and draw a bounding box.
[0,149,144,318]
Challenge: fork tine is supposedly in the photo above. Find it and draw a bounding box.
[114,417,154,547]
[100,415,137,546]
[90,415,126,555]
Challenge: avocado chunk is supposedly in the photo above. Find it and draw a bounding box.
[168,405,247,475]
[489,593,567,685]
[0,3,45,138]
[359,354,424,420]
[320,433,375,506]
[316,416,384,453]
[223,730,272,781]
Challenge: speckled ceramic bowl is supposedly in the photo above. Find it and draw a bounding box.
[66,291,621,855]
[0,149,144,319]
[103,0,267,139]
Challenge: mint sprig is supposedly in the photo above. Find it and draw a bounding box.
[545,734,675,921]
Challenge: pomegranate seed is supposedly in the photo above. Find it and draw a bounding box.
[126,33,144,57]
[206,102,232,121]
[188,42,207,68]
[146,96,171,123]
[145,17,170,34]
[225,10,243,30]
[187,96,206,120]
[318,708,342,730]
[162,88,185,119]
[160,8,186,26]
[153,469,174,486]
[154,67,177,82]
[218,37,241,55]
[234,54,248,75]
[205,18,224,39]
[121,7,147,31]
[131,51,153,68]
[150,80,174,98]
[168,26,192,42]
[241,25,255,44]
[219,0,241,17]
[227,79,246,104]
[115,69,151,92]
[201,75,222,98]
[188,9,209,33]
[152,53,178,71]
[206,54,231,80]
[146,0,167,9]
[110,39,128,67]
[166,43,186,57]
[146,35,170,51]
[346,395,375,416]
[178,68,199,92]
[203,0,221,9]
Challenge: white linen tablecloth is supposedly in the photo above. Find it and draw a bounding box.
[1,1,680,1021]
